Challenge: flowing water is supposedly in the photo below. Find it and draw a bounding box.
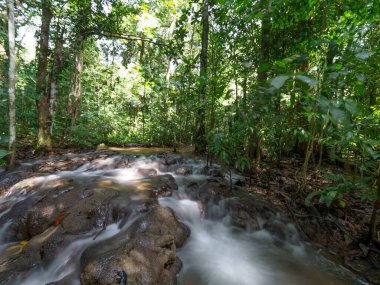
[0,152,360,285]
[160,175,349,285]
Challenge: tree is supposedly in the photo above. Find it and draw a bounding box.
[36,0,53,150]
[7,0,16,168]
[194,0,209,154]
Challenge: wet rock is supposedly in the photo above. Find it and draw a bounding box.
[198,166,223,177]
[80,207,190,285]
[0,226,73,284]
[147,174,178,198]
[263,217,300,245]
[158,154,184,166]
[175,166,192,175]
[190,179,225,204]
[137,168,157,177]
[1,195,42,240]
[45,273,77,285]
[27,202,60,237]
[0,172,182,285]
[160,164,192,175]
[211,198,261,231]
[0,271,29,285]
[61,189,119,235]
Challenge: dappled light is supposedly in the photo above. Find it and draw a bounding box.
[0,0,379,284]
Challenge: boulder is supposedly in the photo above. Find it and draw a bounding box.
[80,207,190,285]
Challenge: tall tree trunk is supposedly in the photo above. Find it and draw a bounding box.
[194,0,209,154]
[248,0,271,167]
[68,32,85,127]
[48,27,64,136]
[257,1,272,83]
[69,49,84,127]
[7,0,16,168]
[36,0,53,150]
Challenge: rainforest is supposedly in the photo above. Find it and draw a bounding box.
[0,0,379,284]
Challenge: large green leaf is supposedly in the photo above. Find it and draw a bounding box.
[270,76,290,90]
[295,75,318,88]
[355,51,375,60]
[344,98,359,116]
[318,96,330,110]
[330,108,349,126]
[0,150,12,159]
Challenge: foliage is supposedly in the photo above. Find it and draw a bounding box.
[0,149,12,166]
[306,173,376,208]
[0,0,379,213]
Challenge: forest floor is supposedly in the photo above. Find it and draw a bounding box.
[2,145,380,284]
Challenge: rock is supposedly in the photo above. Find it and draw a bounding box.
[0,226,74,284]
[146,174,178,197]
[0,271,29,285]
[263,218,300,245]
[158,154,184,166]
[198,166,223,177]
[137,168,158,177]
[175,166,192,175]
[45,273,77,285]
[80,207,190,285]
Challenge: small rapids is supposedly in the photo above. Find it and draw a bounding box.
[160,181,345,285]
[17,223,121,285]
[0,151,359,285]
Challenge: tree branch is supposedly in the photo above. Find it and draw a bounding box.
[96,31,168,47]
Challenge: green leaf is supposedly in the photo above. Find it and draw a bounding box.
[305,191,321,206]
[257,63,270,73]
[338,199,347,208]
[318,96,330,110]
[321,190,338,207]
[330,108,348,125]
[270,76,290,90]
[295,75,318,88]
[0,150,12,159]
[355,51,375,60]
[345,98,359,115]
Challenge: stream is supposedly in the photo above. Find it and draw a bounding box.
[0,150,364,285]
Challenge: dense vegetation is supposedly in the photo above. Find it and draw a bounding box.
[0,1,379,239]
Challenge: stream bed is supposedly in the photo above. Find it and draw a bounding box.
[0,150,366,285]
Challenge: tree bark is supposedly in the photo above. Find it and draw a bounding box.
[48,27,64,136]
[69,49,84,127]
[194,0,209,154]
[68,31,85,127]
[36,0,53,150]
[7,0,16,168]
[257,1,272,83]
[248,0,271,167]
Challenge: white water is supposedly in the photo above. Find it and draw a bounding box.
[0,220,12,244]
[0,154,352,285]
[16,223,121,285]
[159,172,347,285]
